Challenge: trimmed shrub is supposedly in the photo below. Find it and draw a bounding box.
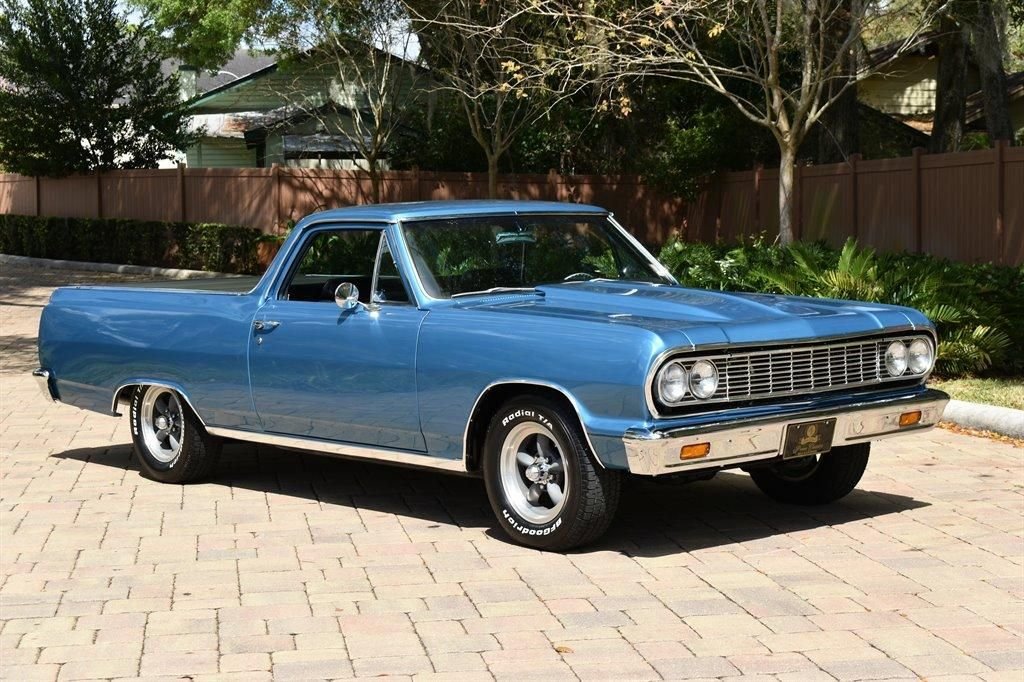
[659,236,1024,379]
[0,214,264,274]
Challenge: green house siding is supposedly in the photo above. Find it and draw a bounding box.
[186,138,258,168]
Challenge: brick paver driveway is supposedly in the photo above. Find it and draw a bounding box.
[1,264,1022,682]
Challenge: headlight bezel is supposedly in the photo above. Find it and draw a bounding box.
[884,340,909,377]
[907,337,934,375]
[656,361,688,404]
[688,359,720,399]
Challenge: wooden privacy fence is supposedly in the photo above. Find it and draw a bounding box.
[0,167,684,246]
[2,143,1021,264]
[686,140,1023,266]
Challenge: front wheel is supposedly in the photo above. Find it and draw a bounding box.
[130,385,220,483]
[483,397,621,551]
[748,443,870,505]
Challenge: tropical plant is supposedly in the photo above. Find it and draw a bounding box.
[659,236,1022,378]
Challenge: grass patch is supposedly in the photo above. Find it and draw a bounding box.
[932,378,1024,411]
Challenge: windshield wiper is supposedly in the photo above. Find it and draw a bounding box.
[450,287,544,299]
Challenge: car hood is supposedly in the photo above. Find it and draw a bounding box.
[455,280,931,349]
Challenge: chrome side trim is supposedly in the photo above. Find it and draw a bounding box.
[462,379,606,470]
[32,368,56,402]
[110,381,207,426]
[643,328,935,419]
[206,427,466,473]
[624,388,949,476]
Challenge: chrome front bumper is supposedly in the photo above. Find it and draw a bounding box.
[623,389,949,476]
[32,368,57,402]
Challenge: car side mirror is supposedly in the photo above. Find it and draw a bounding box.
[334,282,360,310]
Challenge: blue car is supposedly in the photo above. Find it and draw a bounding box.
[35,200,948,549]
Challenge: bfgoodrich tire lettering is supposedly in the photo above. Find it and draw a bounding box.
[483,396,621,550]
[130,385,220,483]
[748,443,870,505]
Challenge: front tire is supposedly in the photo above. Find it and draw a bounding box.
[483,397,621,551]
[748,443,870,505]
[130,385,220,483]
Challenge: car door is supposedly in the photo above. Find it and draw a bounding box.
[248,225,427,451]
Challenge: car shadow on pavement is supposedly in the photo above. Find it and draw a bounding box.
[51,441,929,557]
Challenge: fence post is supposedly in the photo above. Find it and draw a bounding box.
[177,163,186,222]
[794,163,803,241]
[34,175,41,216]
[753,163,762,232]
[912,147,923,253]
[849,153,861,241]
[96,172,103,219]
[995,139,1006,266]
[271,163,281,234]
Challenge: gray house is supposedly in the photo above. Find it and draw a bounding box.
[180,48,427,169]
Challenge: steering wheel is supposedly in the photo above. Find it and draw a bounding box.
[563,272,595,282]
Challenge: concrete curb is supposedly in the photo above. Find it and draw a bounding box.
[943,399,1024,439]
[0,254,241,280]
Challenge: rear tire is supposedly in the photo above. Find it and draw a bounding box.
[130,385,220,483]
[748,443,869,505]
[483,396,621,551]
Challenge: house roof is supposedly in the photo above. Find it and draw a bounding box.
[161,51,276,95]
[965,71,1024,125]
[185,44,426,115]
[866,32,941,69]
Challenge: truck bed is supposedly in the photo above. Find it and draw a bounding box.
[99,276,262,293]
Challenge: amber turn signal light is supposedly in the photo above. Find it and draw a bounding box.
[680,443,711,460]
[899,410,922,427]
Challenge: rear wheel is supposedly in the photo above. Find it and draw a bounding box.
[483,396,621,550]
[748,443,870,505]
[130,385,220,483]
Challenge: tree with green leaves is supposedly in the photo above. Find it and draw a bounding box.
[406,1,554,198]
[0,0,196,176]
[435,0,933,244]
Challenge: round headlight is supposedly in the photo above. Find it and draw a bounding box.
[689,359,719,399]
[656,362,688,404]
[908,338,933,374]
[885,341,908,376]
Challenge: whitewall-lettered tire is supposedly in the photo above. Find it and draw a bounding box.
[130,385,220,483]
[483,396,621,550]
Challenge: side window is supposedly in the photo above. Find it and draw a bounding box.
[281,229,411,304]
[375,238,411,304]
[282,229,380,303]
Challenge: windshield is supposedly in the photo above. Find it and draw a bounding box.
[401,214,673,298]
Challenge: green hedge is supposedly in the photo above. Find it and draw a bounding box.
[0,214,264,274]
[659,236,1024,379]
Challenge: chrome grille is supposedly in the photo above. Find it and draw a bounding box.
[657,335,931,409]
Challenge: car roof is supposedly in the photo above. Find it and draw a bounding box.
[298,200,608,225]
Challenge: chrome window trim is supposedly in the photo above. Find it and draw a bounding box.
[462,379,606,470]
[206,427,466,473]
[644,328,936,419]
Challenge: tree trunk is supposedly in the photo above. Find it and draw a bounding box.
[486,152,499,199]
[967,0,1013,143]
[368,157,381,204]
[778,144,797,245]
[817,0,859,164]
[930,15,968,153]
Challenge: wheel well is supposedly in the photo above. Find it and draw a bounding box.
[111,384,138,414]
[464,383,583,474]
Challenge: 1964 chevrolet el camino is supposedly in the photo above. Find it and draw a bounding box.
[35,200,948,549]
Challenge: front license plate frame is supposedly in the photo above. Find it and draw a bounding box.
[782,418,837,459]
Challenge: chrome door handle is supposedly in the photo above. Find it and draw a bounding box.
[253,320,280,332]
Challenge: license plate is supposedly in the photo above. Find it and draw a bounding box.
[782,418,837,459]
